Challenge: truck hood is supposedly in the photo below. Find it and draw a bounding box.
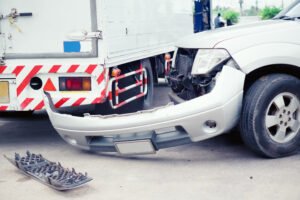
[177,20,300,53]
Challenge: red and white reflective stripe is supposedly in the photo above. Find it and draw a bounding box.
[49,65,61,73]
[85,64,97,74]
[0,66,7,73]
[108,65,147,109]
[67,64,80,73]
[20,98,34,110]
[53,96,106,108]
[0,65,25,75]
[12,65,25,76]
[102,68,110,97]
[0,106,8,111]
[29,95,106,111]
[92,97,105,104]
[0,63,108,111]
[55,98,69,108]
[72,98,86,107]
[34,100,45,110]
[17,65,43,96]
[97,69,106,84]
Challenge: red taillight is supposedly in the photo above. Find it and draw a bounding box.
[66,78,81,90]
[59,77,91,91]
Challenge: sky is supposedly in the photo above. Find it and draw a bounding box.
[213,0,295,10]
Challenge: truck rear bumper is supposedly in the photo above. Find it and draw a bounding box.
[44,66,245,155]
[0,62,107,111]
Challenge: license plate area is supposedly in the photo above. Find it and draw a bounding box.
[114,140,155,155]
[0,81,10,103]
[114,132,156,155]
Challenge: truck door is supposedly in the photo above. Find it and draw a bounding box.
[194,0,211,33]
[0,0,99,59]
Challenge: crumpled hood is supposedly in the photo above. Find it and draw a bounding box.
[176,20,300,53]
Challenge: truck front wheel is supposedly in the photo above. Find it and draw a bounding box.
[240,74,300,158]
[141,59,154,109]
[112,59,153,113]
[125,59,154,110]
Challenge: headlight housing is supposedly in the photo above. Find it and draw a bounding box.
[191,49,231,75]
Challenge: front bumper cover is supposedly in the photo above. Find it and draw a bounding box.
[44,66,245,155]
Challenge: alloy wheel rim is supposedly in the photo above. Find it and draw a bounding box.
[265,92,300,143]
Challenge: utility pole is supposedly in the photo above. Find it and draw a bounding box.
[239,0,244,16]
[256,0,258,12]
[281,0,284,8]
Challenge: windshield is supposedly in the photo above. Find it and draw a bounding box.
[275,0,300,19]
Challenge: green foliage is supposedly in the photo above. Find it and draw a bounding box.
[223,10,240,23]
[260,7,282,20]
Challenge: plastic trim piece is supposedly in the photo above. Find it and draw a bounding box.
[87,129,192,154]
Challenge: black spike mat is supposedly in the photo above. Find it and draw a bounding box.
[4,151,92,190]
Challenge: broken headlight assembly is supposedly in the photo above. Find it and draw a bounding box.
[169,48,239,101]
[191,49,231,75]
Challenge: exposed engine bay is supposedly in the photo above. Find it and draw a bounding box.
[168,48,218,100]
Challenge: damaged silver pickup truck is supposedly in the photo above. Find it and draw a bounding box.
[45,1,300,158]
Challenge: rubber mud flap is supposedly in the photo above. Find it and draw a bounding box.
[4,151,92,190]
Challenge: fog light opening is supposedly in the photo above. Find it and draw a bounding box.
[203,120,218,134]
[205,120,217,129]
[64,135,77,145]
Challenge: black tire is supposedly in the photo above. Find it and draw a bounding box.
[140,59,154,109]
[240,74,300,158]
[119,59,154,111]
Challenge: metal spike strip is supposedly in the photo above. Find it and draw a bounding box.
[4,152,92,190]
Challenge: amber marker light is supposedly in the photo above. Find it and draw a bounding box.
[111,68,121,77]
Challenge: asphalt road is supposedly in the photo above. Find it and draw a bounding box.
[0,85,300,200]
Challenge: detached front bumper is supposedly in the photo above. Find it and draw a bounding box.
[44,66,245,155]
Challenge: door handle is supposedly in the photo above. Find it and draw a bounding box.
[19,13,33,17]
[0,8,33,20]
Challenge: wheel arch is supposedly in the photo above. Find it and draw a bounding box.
[244,64,300,93]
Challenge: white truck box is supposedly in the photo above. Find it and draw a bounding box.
[0,0,210,111]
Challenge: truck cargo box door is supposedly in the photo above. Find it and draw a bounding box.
[0,0,99,59]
